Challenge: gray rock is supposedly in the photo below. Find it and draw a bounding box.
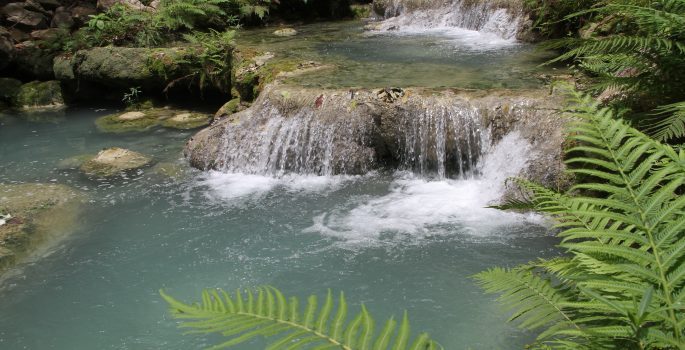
[13,41,56,80]
[0,36,14,71]
[80,147,152,177]
[69,4,96,26]
[51,7,75,29]
[1,3,48,29]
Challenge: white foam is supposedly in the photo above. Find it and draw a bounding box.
[370,0,522,47]
[304,132,546,244]
[196,171,361,201]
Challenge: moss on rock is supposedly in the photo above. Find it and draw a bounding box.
[80,147,152,177]
[95,107,210,133]
[14,80,65,110]
[95,110,162,133]
[0,78,22,104]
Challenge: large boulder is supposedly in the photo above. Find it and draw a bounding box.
[51,7,75,29]
[0,34,14,71]
[1,2,48,29]
[69,3,97,26]
[0,183,84,273]
[80,147,152,177]
[13,41,56,80]
[56,46,231,95]
[14,80,65,110]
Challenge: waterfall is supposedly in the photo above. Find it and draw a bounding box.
[372,0,523,40]
[212,100,375,176]
[395,104,486,179]
[186,87,563,185]
[203,92,487,180]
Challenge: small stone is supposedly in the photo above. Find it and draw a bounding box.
[273,28,297,37]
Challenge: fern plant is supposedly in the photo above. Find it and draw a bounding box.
[475,89,685,349]
[161,286,441,350]
[542,0,685,142]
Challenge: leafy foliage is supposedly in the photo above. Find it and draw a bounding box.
[540,0,685,142]
[174,29,235,93]
[76,0,271,49]
[475,89,685,349]
[161,286,441,350]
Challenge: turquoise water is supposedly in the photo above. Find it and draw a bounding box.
[0,110,559,349]
[237,21,558,89]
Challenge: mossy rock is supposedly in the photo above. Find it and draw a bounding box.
[351,4,371,19]
[273,28,298,37]
[14,81,65,110]
[215,98,242,119]
[233,49,302,102]
[0,78,22,104]
[80,147,152,177]
[0,183,84,273]
[160,112,211,130]
[95,110,161,133]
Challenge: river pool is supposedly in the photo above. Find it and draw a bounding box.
[0,109,559,349]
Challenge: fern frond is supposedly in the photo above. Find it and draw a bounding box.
[645,102,685,142]
[161,287,441,350]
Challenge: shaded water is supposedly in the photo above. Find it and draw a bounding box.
[0,110,559,349]
[236,20,558,89]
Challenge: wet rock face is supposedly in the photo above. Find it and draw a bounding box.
[185,85,568,186]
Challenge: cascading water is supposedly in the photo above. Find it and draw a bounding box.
[212,100,375,176]
[395,104,485,179]
[204,92,489,180]
[372,0,523,40]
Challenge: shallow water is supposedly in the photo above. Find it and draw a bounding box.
[237,20,559,89]
[0,110,559,349]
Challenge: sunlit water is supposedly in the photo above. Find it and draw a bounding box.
[237,20,559,89]
[0,110,559,349]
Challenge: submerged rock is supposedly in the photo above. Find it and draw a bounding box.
[95,108,211,133]
[14,80,65,110]
[80,147,152,177]
[273,28,298,36]
[186,84,568,188]
[0,183,84,273]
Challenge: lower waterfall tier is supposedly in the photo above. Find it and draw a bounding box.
[185,85,569,188]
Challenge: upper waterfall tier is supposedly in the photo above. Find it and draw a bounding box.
[370,0,531,41]
[185,85,568,185]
